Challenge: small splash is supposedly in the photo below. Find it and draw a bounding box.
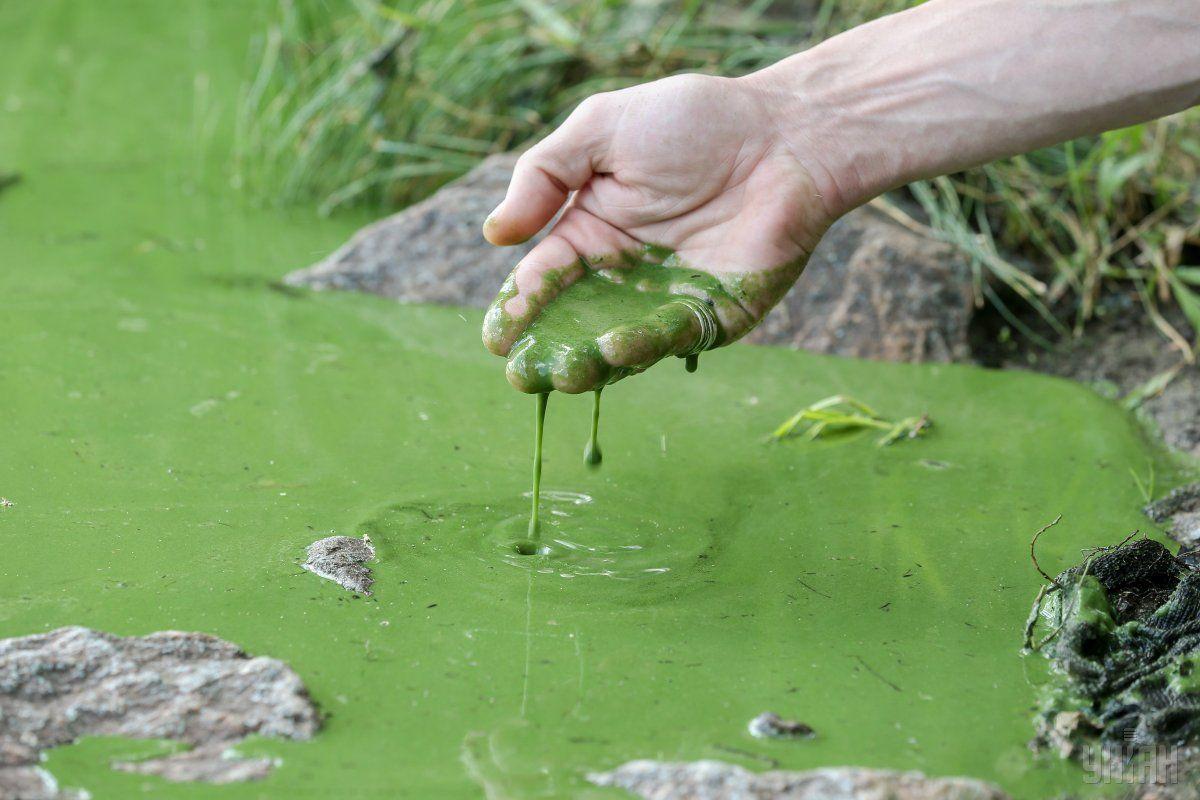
[486,488,715,580]
[521,490,593,506]
[356,493,714,584]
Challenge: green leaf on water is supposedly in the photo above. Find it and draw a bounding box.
[770,394,932,447]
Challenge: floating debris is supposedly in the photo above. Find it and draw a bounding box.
[747,712,816,740]
[770,395,931,447]
[1027,537,1200,788]
[303,534,376,595]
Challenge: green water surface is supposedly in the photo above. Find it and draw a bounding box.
[0,3,1192,799]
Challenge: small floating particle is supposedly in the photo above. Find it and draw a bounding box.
[747,712,815,740]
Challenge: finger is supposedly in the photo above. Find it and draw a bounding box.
[483,206,640,357]
[482,235,586,357]
[483,96,612,246]
[596,301,702,369]
[505,337,606,395]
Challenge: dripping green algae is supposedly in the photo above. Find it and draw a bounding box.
[0,2,1194,799]
[501,263,722,395]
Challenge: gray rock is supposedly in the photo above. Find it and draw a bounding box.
[112,742,277,784]
[285,153,531,307]
[303,534,375,595]
[285,154,975,363]
[746,712,815,740]
[0,627,318,798]
[0,766,77,800]
[1145,483,1200,549]
[744,207,974,362]
[587,760,1010,800]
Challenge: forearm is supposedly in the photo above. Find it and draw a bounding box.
[747,0,1200,216]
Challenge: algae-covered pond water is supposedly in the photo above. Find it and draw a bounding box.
[1,3,1192,798]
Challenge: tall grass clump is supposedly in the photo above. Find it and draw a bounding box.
[892,113,1200,357]
[239,0,1200,354]
[235,0,801,216]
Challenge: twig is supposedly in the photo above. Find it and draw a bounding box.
[851,655,902,693]
[1023,583,1049,651]
[1031,515,1063,586]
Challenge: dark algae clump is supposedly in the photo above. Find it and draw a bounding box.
[1028,537,1200,781]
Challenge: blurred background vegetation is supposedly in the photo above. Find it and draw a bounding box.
[235,0,1200,356]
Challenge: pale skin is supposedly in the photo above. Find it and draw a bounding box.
[482,0,1200,383]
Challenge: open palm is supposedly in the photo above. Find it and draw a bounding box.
[482,74,837,390]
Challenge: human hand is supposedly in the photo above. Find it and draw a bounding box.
[480,73,841,393]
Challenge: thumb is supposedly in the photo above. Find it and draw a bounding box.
[483,95,611,246]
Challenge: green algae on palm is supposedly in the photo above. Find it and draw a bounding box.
[496,260,728,395]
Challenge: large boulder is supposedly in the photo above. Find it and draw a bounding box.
[743,207,974,362]
[0,627,318,798]
[286,153,976,363]
[286,153,532,308]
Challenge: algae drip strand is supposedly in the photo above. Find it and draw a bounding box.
[528,392,549,541]
[584,388,603,468]
[3,3,1193,798]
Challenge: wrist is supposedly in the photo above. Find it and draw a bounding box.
[739,56,877,221]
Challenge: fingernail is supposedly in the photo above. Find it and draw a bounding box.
[483,204,503,231]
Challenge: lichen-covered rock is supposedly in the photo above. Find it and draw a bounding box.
[587,760,1010,800]
[285,154,975,363]
[302,534,376,595]
[0,766,78,800]
[112,742,278,784]
[0,627,318,798]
